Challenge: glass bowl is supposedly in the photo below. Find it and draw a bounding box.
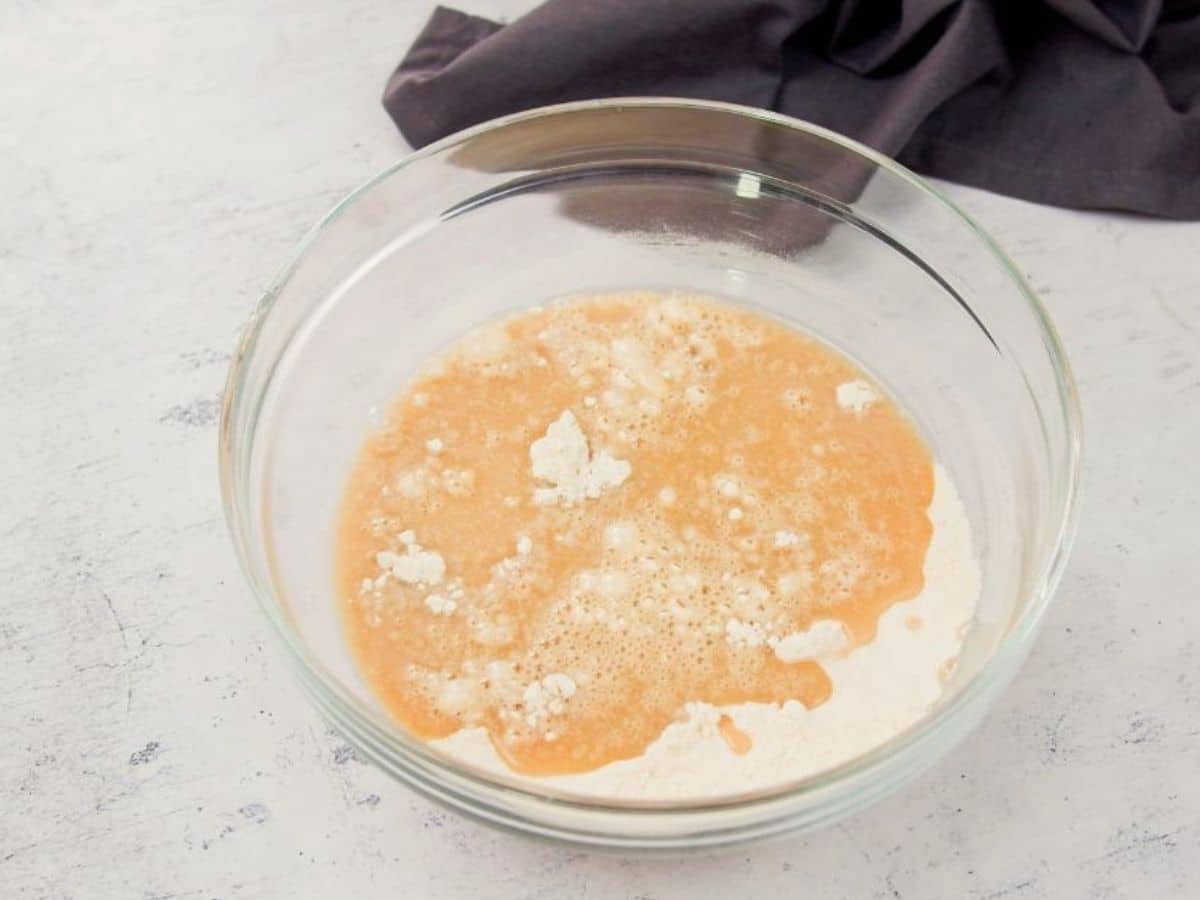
[219,99,1081,851]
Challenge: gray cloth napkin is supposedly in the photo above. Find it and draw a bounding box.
[384,1,1200,219]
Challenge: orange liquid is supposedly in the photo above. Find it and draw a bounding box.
[337,292,933,775]
[718,714,754,755]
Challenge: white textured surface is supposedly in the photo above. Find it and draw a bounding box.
[2,2,1197,897]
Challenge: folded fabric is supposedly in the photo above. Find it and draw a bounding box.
[383,1,1200,219]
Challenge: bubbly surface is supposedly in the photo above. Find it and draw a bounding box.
[337,292,934,775]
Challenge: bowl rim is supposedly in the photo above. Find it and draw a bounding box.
[219,97,1083,830]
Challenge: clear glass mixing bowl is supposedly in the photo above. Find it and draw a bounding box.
[219,99,1081,851]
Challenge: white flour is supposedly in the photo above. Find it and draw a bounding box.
[529,410,631,505]
[836,379,880,414]
[373,533,445,587]
[431,464,979,801]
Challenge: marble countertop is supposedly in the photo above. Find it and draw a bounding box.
[3,2,1197,897]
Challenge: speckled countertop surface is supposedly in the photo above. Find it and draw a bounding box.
[3,2,1198,897]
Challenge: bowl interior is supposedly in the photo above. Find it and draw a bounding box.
[224,102,1077,819]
